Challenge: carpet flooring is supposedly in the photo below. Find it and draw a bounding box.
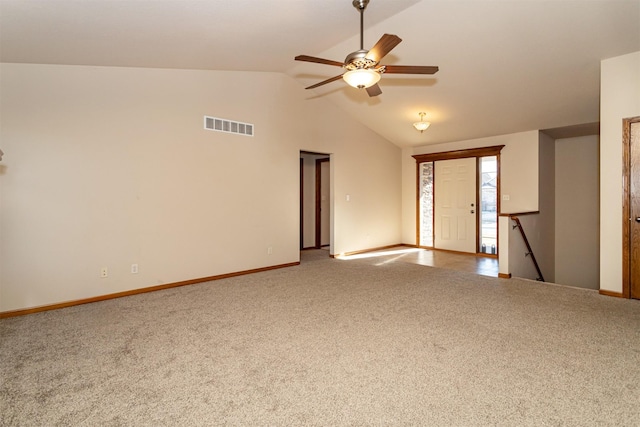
[1,250,639,426]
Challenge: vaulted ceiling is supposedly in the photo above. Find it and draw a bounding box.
[1,0,639,147]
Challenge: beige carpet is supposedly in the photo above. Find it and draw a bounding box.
[1,249,639,426]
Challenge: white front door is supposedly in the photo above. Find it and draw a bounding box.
[434,158,476,253]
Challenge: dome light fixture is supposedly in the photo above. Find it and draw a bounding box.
[342,69,381,89]
[413,112,431,133]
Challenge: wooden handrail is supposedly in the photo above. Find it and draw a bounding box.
[510,216,545,282]
[499,211,539,217]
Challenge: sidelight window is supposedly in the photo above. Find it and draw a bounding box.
[479,156,498,254]
[419,162,434,247]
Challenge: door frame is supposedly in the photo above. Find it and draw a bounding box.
[300,158,304,250]
[413,145,504,254]
[315,157,330,248]
[300,151,331,251]
[621,116,640,298]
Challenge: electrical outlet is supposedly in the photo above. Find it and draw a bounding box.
[131,264,138,274]
[267,247,273,255]
[100,267,108,278]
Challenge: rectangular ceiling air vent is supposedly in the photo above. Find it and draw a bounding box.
[204,116,254,137]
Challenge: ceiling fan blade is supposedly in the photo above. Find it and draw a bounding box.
[295,55,345,67]
[366,83,382,97]
[365,34,402,63]
[384,65,439,74]
[305,74,344,90]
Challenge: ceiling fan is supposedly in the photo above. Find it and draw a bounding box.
[295,0,439,97]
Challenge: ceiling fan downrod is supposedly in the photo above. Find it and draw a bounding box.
[352,0,369,50]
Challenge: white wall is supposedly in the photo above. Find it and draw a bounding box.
[331,133,402,255]
[536,132,555,283]
[511,133,600,288]
[401,147,418,244]
[503,133,555,283]
[402,131,540,244]
[600,51,640,294]
[555,135,599,289]
[0,63,401,312]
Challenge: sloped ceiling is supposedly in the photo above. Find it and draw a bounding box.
[1,0,639,147]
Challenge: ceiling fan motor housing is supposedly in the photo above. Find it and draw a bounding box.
[344,50,377,70]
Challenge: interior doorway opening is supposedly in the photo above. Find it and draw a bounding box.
[300,151,331,253]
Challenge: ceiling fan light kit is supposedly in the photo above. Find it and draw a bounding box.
[413,112,431,133]
[343,68,381,88]
[295,0,438,97]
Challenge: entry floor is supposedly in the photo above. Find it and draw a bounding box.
[334,246,499,278]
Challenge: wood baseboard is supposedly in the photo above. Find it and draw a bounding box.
[598,289,625,298]
[338,243,409,257]
[0,261,300,319]
[498,273,512,279]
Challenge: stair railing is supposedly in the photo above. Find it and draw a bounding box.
[510,216,545,282]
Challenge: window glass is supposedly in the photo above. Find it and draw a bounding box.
[419,162,434,247]
[480,156,498,254]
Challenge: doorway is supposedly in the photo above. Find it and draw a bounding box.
[300,151,331,251]
[413,145,504,255]
[622,116,640,299]
[434,157,477,252]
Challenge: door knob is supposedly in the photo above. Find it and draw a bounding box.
[636,217,640,223]
[471,210,475,214]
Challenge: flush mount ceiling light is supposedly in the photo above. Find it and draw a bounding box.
[413,112,431,133]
